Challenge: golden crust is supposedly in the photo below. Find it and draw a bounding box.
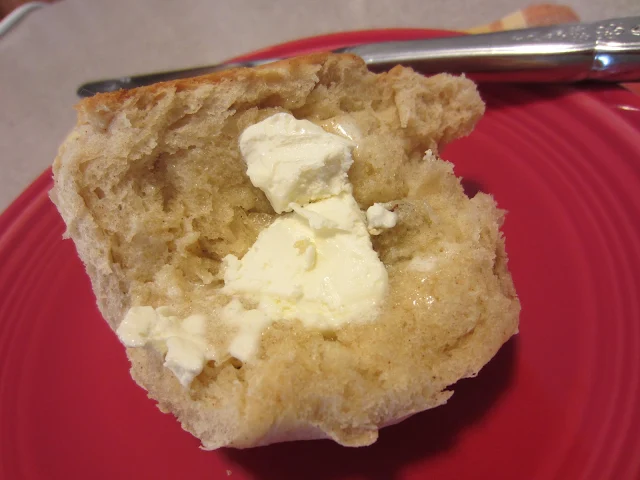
[76,53,345,116]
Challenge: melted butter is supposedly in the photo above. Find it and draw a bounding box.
[321,117,361,141]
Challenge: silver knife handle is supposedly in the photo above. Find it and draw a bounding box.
[343,17,640,82]
[592,17,640,80]
[77,16,640,97]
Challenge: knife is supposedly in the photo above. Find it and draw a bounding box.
[77,16,640,97]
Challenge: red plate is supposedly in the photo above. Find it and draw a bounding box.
[2,30,640,480]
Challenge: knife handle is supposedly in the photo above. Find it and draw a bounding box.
[78,17,640,97]
[342,17,640,82]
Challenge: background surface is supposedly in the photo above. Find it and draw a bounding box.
[1,0,640,211]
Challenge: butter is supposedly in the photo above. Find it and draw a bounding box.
[221,299,271,362]
[366,203,398,234]
[221,113,390,361]
[116,305,156,347]
[116,306,215,387]
[117,112,394,379]
[320,117,362,143]
[408,256,438,273]
[239,112,355,213]
[222,193,387,332]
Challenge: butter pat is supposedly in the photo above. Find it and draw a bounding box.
[366,203,397,234]
[116,306,215,387]
[221,299,272,362]
[220,113,391,359]
[116,305,156,347]
[223,193,388,332]
[239,112,355,213]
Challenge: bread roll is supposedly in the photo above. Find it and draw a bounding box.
[51,53,519,449]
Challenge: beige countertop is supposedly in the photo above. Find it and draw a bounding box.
[1,0,640,212]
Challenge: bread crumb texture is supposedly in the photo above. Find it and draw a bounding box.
[51,53,519,449]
